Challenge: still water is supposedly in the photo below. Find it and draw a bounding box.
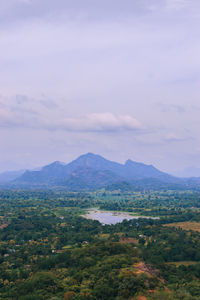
[83,209,159,225]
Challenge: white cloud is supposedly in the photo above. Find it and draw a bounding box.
[164,133,189,142]
[0,96,142,132]
[165,0,190,11]
[55,113,142,132]
[156,103,185,113]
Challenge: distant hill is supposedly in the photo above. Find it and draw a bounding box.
[174,166,200,178]
[11,153,182,190]
[0,170,25,183]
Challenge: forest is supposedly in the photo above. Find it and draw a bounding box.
[0,189,200,299]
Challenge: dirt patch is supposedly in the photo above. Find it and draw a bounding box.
[134,262,160,277]
[0,224,8,229]
[120,237,139,244]
[129,296,148,300]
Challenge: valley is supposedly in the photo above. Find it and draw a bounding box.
[0,189,200,299]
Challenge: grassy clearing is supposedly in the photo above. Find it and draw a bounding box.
[164,221,200,232]
[166,261,198,267]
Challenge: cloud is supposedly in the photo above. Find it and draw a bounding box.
[164,133,191,142]
[0,96,142,132]
[15,94,29,104]
[52,113,142,132]
[0,106,38,128]
[157,103,185,113]
[165,0,190,11]
[39,99,59,109]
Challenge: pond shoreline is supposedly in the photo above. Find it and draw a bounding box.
[82,208,159,225]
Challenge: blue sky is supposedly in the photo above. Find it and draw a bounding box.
[0,0,200,174]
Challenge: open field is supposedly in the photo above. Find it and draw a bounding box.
[166,261,198,267]
[164,221,200,232]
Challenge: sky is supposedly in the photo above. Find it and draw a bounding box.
[0,0,200,175]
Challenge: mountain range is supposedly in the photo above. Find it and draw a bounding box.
[0,170,25,183]
[0,153,199,190]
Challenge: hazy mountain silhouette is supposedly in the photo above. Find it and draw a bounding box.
[0,170,25,183]
[12,153,181,189]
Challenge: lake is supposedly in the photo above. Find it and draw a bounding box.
[83,209,159,225]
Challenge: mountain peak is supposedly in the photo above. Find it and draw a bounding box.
[77,152,104,160]
[69,153,109,170]
[12,153,177,189]
[125,159,144,166]
[41,161,66,172]
[51,161,64,165]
